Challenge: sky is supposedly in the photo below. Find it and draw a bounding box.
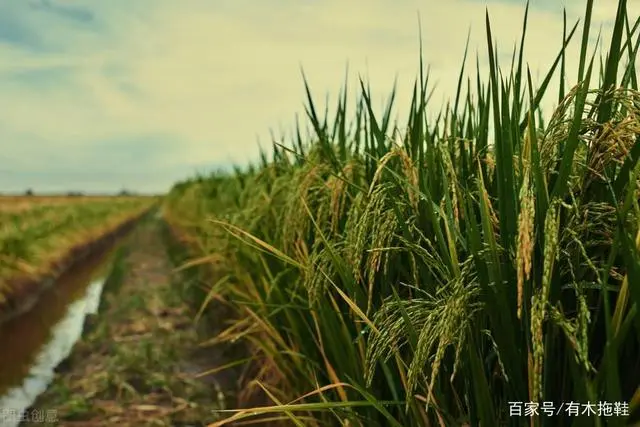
[0,0,636,194]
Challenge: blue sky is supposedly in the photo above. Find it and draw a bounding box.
[0,0,633,194]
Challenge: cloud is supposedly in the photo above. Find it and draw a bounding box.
[0,0,635,193]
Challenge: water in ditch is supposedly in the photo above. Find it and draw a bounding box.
[0,238,126,426]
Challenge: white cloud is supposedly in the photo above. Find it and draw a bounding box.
[0,0,635,192]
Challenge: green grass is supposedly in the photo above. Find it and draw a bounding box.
[164,1,640,425]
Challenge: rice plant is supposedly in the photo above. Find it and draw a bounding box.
[164,0,640,425]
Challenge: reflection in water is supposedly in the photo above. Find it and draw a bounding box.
[0,232,128,427]
[0,277,107,427]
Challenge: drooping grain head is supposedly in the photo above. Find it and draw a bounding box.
[516,129,535,319]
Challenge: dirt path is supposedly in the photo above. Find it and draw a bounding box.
[26,218,220,426]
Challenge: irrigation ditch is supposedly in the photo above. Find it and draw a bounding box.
[0,209,257,426]
[0,207,156,425]
[0,206,155,326]
[0,201,273,426]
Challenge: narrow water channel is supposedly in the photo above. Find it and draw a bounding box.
[0,234,128,426]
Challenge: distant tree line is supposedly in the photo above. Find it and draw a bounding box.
[22,188,138,197]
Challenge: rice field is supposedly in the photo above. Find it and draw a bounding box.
[0,195,141,213]
[0,195,156,321]
[162,0,640,425]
